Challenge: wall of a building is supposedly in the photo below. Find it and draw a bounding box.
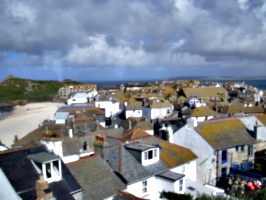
[127,176,156,200]
[126,110,142,118]
[173,126,216,185]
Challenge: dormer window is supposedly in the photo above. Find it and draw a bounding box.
[142,147,159,166]
[28,152,62,183]
[144,148,157,160]
[125,142,160,166]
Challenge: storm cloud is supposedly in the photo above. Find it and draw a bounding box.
[0,0,265,81]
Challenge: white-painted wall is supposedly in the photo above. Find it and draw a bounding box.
[145,130,154,135]
[95,101,121,117]
[190,116,214,122]
[151,107,173,119]
[127,176,157,200]
[170,161,197,182]
[41,140,63,157]
[156,178,175,197]
[173,126,216,185]
[126,110,142,118]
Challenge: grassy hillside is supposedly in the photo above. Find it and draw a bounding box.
[0,76,79,101]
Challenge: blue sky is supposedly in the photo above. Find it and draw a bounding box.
[0,0,266,82]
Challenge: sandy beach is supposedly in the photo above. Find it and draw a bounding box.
[0,102,65,148]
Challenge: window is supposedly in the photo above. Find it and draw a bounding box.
[248,145,253,157]
[167,109,170,114]
[182,166,186,174]
[179,179,183,192]
[154,149,157,157]
[221,167,227,179]
[221,150,227,164]
[241,145,245,152]
[148,150,153,159]
[144,149,157,160]
[142,180,147,194]
[144,152,148,160]
[235,146,239,152]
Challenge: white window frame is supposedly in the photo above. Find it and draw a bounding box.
[142,180,147,194]
[179,179,183,192]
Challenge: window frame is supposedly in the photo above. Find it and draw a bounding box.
[235,146,239,152]
[221,150,228,164]
[240,145,245,152]
[142,180,147,194]
[179,179,183,192]
[248,145,253,157]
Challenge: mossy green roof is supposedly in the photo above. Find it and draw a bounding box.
[182,87,227,98]
[256,115,266,126]
[195,119,256,150]
[191,107,220,117]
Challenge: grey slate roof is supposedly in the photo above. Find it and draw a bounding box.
[67,155,126,200]
[0,146,81,200]
[156,170,185,182]
[27,152,60,163]
[107,136,197,184]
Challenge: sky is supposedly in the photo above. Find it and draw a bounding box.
[0,0,266,82]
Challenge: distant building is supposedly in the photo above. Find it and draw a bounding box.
[58,84,97,99]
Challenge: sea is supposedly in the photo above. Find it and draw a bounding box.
[83,78,266,90]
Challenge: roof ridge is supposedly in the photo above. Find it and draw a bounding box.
[198,113,266,124]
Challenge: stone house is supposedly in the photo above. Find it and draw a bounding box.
[172,118,257,186]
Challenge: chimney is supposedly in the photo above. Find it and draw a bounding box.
[129,119,132,129]
[35,174,53,199]
[186,118,197,129]
[68,128,73,138]
[45,127,48,135]
[93,135,108,160]
[254,120,263,140]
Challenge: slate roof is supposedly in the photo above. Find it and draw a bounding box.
[182,87,228,98]
[67,155,126,200]
[195,119,256,150]
[11,124,66,148]
[190,107,220,117]
[0,145,81,200]
[156,170,185,182]
[28,152,60,163]
[107,134,197,184]
[120,117,153,130]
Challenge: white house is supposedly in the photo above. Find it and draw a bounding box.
[107,133,198,200]
[142,98,174,119]
[172,118,257,186]
[67,93,88,105]
[125,101,143,118]
[95,100,121,117]
[185,97,206,108]
[54,112,69,124]
[40,128,95,164]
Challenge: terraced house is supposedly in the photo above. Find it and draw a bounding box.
[100,129,198,199]
[173,117,259,186]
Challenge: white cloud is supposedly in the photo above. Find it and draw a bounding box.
[1,0,266,80]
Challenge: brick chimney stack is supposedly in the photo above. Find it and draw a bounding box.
[35,174,53,199]
[93,135,108,160]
